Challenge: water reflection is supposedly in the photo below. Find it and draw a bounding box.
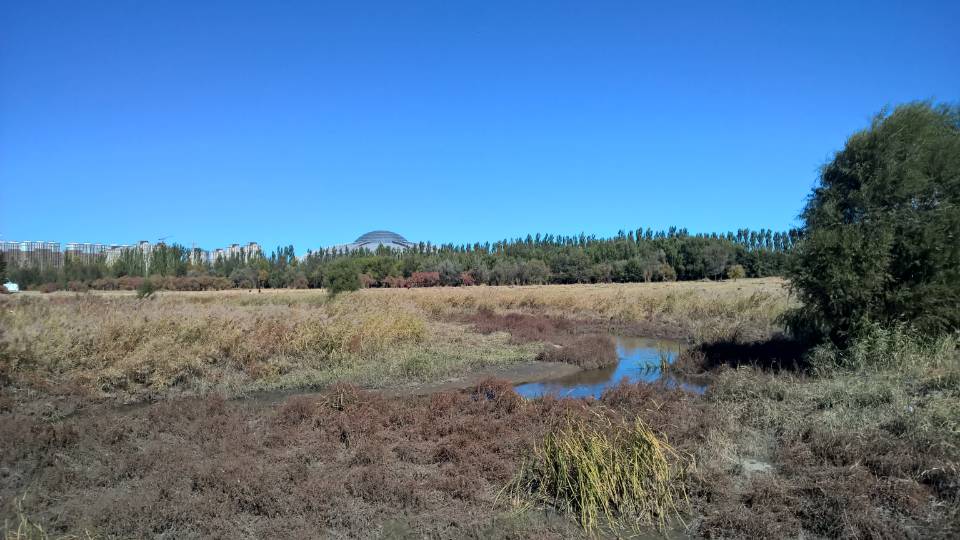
[514,336,706,399]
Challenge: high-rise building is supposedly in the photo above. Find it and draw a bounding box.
[2,239,263,270]
[65,243,108,264]
[0,241,61,271]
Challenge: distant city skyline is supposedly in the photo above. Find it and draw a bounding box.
[0,238,262,271]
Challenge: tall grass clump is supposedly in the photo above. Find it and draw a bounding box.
[508,416,687,532]
[809,322,959,375]
[135,278,156,299]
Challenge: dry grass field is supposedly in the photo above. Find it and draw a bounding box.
[0,279,789,407]
[2,279,958,538]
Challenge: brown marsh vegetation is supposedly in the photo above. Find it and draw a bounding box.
[2,279,958,538]
[0,279,786,408]
[464,308,618,370]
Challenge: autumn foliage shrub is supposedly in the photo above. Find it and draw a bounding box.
[407,272,441,288]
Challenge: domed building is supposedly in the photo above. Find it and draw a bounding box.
[351,230,414,251]
[322,230,415,254]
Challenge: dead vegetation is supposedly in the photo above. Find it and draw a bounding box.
[3,280,957,538]
[679,328,960,539]
[401,278,791,343]
[535,335,617,370]
[5,365,954,538]
[0,381,684,539]
[0,279,787,408]
[465,308,617,369]
[0,293,536,407]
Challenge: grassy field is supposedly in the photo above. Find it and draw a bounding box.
[0,279,788,406]
[2,279,958,538]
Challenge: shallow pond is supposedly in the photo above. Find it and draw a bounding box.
[514,336,706,399]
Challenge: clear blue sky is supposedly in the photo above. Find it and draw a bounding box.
[1,1,957,254]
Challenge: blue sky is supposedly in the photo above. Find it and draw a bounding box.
[1,1,957,254]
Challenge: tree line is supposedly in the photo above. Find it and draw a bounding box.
[3,227,796,292]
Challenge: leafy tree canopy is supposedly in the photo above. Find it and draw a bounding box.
[788,101,960,343]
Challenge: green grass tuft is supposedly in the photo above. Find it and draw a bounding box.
[507,416,688,533]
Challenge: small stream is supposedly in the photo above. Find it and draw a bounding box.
[514,336,706,399]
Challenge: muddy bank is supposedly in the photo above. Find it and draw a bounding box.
[379,360,581,397]
[7,359,583,423]
[244,360,582,403]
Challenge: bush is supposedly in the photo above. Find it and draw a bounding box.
[408,272,440,287]
[324,259,361,296]
[726,264,746,281]
[434,260,462,286]
[136,278,157,299]
[359,273,377,288]
[66,280,89,292]
[37,276,233,292]
[38,282,60,293]
[229,267,257,289]
[383,275,408,288]
[655,262,676,282]
[289,272,309,289]
[787,102,960,344]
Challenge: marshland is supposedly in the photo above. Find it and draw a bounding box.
[2,2,959,536]
[2,276,958,538]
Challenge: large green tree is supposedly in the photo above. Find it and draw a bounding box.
[788,102,960,343]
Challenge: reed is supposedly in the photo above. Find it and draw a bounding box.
[0,279,787,403]
[391,279,790,343]
[0,293,535,402]
[657,346,673,374]
[508,416,688,532]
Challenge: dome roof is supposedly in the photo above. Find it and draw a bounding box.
[355,230,409,244]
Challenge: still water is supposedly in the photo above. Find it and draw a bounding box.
[514,336,706,399]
